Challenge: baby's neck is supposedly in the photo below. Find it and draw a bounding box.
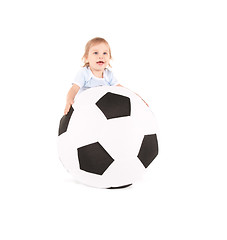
[90,69,103,78]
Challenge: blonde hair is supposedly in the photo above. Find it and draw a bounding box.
[82,37,112,67]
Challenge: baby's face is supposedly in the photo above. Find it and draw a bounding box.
[86,43,110,73]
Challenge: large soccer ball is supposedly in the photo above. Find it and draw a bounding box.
[58,86,158,188]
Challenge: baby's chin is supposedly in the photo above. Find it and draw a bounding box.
[90,65,106,73]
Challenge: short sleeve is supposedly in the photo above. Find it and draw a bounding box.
[107,69,119,86]
[72,68,86,88]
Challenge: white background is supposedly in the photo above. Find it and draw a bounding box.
[0,0,226,239]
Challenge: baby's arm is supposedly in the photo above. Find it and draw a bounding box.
[64,84,80,115]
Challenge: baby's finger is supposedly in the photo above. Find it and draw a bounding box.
[64,105,70,115]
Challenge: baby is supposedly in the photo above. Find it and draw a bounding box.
[64,37,148,115]
[64,37,123,115]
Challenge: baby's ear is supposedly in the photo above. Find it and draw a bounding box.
[82,56,88,64]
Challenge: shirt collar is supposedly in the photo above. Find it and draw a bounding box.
[87,67,93,81]
[87,67,108,81]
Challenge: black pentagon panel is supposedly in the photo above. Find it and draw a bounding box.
[58,106,74,136]
[96,92,131,119]
[77,142,114,175]
[137,134,158,168]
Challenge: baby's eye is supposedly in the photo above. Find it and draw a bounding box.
[103,52,108,55]
[93,52,98,55]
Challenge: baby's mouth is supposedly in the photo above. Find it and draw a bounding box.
[96,61,104,65]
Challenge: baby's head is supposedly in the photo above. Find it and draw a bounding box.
[82,37,112,68]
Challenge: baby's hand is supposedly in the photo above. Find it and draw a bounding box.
[64,100,74,115]
[134,93,149,107]
[141,98,149,107]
